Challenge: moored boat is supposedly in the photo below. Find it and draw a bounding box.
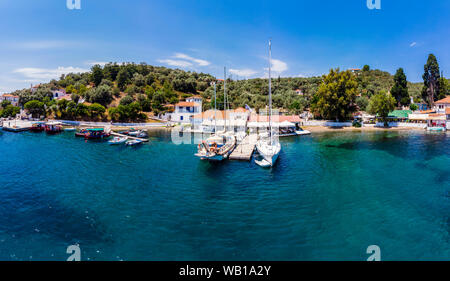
[195,133,236,161]
[30,122,46,132]
[75,128,89,137]
[255,40,281,168]
[108,136,128,145]
[44,122,63,134]
[125,139,143,146]
[84,128,110,139]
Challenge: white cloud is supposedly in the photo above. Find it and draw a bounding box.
[85,61,108,67]
[229,68,258,77]
[173,53,210,66]
[158,53,210,68]
[157,59,193,68]
[14,66,89,81]
[410,42,417,47]
[270,59,288,73]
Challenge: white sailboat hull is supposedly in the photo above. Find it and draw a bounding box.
[256,141,280,166]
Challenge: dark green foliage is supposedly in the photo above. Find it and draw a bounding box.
[422,54,441,106]
[391,68,409,106]
[120,95,134,106]
[91,65,104,87]
[310,69,358,121]
[367,91,396,127]
[0,105,20,118]
[356,96,369,111]
[24,100,46,118]
[86,85,113,106]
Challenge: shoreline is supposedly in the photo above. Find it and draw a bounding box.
[302,125,423,133]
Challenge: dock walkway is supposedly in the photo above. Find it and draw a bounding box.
[1,120,33,132]
[110,131,149,142]
[229,135,257,161]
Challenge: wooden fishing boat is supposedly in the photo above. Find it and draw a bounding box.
[84,128,110,139]
[30,122,45,132]
[44,122,63,134]
[75,128,89,137]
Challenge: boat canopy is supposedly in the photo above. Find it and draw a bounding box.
[86,128,104,131]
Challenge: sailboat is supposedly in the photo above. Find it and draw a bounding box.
[255,40,281,167]
[195,69,236,161]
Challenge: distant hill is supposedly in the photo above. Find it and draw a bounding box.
[8,64,430,116]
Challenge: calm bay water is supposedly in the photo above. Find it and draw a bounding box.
[0,129,449,261]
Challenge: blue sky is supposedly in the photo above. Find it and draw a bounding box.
[0,0,449,92]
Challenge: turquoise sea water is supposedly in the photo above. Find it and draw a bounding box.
[0,129,449,261]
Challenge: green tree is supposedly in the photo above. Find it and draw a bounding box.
[410,103,418,111]
[0,105,20,118]
[75,104,89,119]
[24,100,45,118]
[310,69,358,121]
[438,77,449,97]
[89,103,106,120]
[120,95,134,106]
[91,64,104,87]
[1,100,11,108]
[422,54,441,106]
[391,68,409,106]
[117,68,129,91]
[363,65,370,72]
[87,85,113,106]
[355,96,369,111]
[367,91,396,127]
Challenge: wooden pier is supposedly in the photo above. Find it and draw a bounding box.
[229,135,257,161]
[110,131,149,142]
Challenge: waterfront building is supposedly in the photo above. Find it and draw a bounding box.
[0,94,20,106]
[434,96,450,114]
[169,96,203,124]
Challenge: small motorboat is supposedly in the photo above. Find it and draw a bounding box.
[108,136,127,145]
[295,128,311,135]
[125,139,143,146]
[137,132,148,138]
[128,130,143,137]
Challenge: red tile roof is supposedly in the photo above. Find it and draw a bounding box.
[249,114,301,123]
[435,96,450,104]
[446,108,450,114]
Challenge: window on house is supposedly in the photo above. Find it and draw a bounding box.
[180,116,183,121]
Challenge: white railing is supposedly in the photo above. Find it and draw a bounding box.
[374,122,427,128]
[303,120,353,127]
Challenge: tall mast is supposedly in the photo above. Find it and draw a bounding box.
[224,66,227,131]
[268,40,273,144]
[214,81,217,133]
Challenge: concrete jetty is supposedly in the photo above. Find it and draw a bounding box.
[2,120,33,132]
[229,134,257,160]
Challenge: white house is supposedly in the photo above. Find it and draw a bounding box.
[0,94,20,106]
[434,96,450,114]
[51,89,67,99]
[170,96,202,123]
